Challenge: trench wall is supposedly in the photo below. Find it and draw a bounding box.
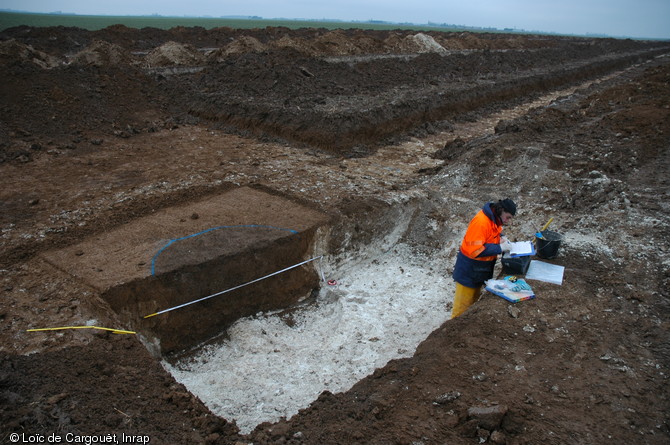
[40,187,330,357]
[107,228,320,356]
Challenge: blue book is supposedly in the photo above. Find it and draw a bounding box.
[485,277,536,303]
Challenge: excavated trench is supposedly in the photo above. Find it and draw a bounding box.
[163,194,455,434]
[41,181,453,434]
[186,48,668,155]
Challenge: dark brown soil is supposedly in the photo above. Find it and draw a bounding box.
[1,25,669,445]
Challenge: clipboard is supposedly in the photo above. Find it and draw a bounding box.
[507,241,535,258]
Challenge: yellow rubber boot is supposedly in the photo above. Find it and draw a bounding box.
[451,283,482,318]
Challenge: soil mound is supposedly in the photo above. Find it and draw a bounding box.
[0,38,60,68]
[69,39,135,66]
[145,40,205,66]
[208,35,268,61]
[313,29,363,56]
[269,34,313,55]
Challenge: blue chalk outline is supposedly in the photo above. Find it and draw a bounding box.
[151,224,299,275]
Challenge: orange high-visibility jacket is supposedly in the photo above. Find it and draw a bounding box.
[460,208,502,261]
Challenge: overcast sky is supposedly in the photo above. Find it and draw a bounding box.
[2,0,669,39]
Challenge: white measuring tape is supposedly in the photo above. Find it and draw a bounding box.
[144,255,325,318]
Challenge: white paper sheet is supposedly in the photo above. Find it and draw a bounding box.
[509,241,534,256]
[525,260,564,285]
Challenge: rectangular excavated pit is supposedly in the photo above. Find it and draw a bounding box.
[40,187,329,356]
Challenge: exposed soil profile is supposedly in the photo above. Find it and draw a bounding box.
[1,25,669,445]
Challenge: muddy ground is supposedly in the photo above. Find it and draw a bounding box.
[0,25,669,444]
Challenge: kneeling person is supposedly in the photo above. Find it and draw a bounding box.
[451,198,516,318]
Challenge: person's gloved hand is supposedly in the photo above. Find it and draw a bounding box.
[500,239,512,253]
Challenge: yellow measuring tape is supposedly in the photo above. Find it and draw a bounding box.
[26,326,136,335]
